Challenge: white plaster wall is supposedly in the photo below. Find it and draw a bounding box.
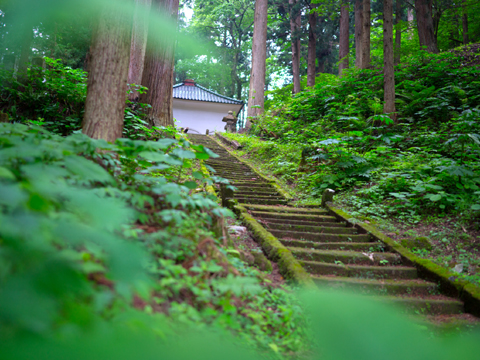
[173,99,243,134]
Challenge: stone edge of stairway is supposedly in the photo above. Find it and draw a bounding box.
[326,204,480,318]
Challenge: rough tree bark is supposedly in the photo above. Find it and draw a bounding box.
[394,0,402,65]
[139,0,180,128]
[307,4,317,87]
[289,0,301,94]
[407,6,414,39]
[246,0,268,129]
[338,2,349,76]
[128,0,152,100]
[462,2,469,44]
[355,0,363,68]
[17,26,33,79]
[415,0,439,53]
[362,0,371,68]
[384,0,396,118]
[82,2,132,142]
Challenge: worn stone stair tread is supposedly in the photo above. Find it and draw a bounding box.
[266,223,357,234]
[280,239,381,251]
[259,218,347,227]
[376,296,464,315]
[250,210,337,222]
[301,260,419,279]
[235,199,288,205]
[312,275,437,295]
[236,191,282,197]
[270,229,370,242]
[241,204,328,214]
[290,247,401,265]
[234,193,283,199]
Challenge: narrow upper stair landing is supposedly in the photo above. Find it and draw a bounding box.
[190,134,475,321]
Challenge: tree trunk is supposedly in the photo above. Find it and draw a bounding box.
[307,5,317,87]
[128,0,152,100]
[384,0,395,118]
[139,0,180,128]
[462,2,469,44]
[246,0,268,129]
[414,0,439,53]
[18,26,33,79]
[355,0,363,68]
[82,2,132,142]
[339,2,349,76]
[394,0,401,65]
[362,0,371,69]
[407,6,414,39]
[289,0,301,94]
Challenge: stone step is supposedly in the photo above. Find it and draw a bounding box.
[312,276,438,296]
[235,194,284,199]
[235,198,289,205]
[242,204,327,215]
[301,261,418,279]
[270,229,370,242]
[251,210,337,222]
[280,239,382,252]
[231,181,272,187]
[258,218,347,227]
[379,296,464,316]
[230,183,274,189]
[236,191,282,197]
[265,223,357,234]
[291,248,402,266]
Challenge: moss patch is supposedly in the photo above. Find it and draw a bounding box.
[234,204,315,288]
[400,237,433,251]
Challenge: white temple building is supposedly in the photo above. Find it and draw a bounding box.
[172,79,244,134]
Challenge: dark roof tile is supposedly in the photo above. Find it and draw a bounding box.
[173,82,243,105]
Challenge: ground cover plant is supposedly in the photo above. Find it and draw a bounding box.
[0,122,310,358]
[224,46,480,287]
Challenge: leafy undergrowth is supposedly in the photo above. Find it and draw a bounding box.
[224,47,480,288]
[0,123,309,359]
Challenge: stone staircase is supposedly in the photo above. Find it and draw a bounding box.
[190,134,471,319]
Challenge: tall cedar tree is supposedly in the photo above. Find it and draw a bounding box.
[338,2,349,76]
[462,1,469,44]
[140,0,180,128]
[289,0,301,94]
[128,0,152,100]
[394,0,401,65]
[362,0,371,68]
[355,0,363,67]
[246,0,268,127]
[414,0,439,53]
[82,1,132,142]
[307,3,317,87]
[384,0,395,118]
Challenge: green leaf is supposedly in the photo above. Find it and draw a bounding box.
[138,151,165,162]
[171,148,196,159]
[0,166,15,180]
[471,204,480,210]
[429,194,442,202]
[182,181,198,190]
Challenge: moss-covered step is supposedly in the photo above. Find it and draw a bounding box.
[265,223,357,234]
[301,260,418,279]
[258,218,347,228]
[235,198,288,205]
[291,248,401,266]
[280,239,382,252]
[242,204,328,215]
[234,194,284,200]
[269,229,370,242]
[250,210,338,222]
[312,276,438,296]
[230,182,273,187]
[235,190,283,197]
[378,296,464,316]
